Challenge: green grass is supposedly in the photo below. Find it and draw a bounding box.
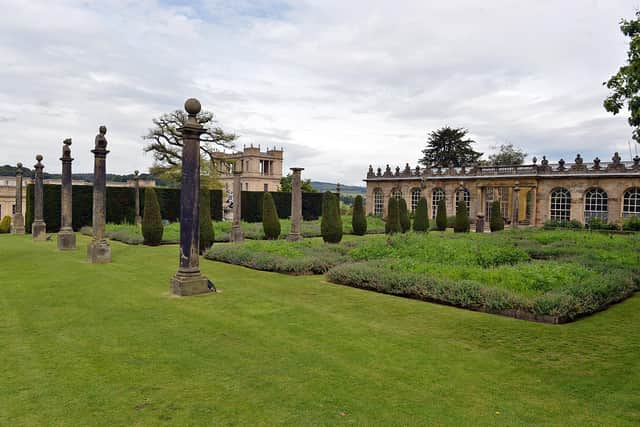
[1,233,640,425]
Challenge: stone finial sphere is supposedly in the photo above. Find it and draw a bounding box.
[63,138,72,146]
[17,162,22,168]
[99,125,107,135]
[134,170,139,175]
[185,98,201,115]
[36,154,43,161]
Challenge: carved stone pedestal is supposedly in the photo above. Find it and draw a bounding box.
[171,271,213,296]
[57,228,76,250]
[11,214,25,235]
[87,239,112,263]
[32,221,47,241]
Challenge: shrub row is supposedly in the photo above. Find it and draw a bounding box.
[326,261,638,321]
[25,184,223,232]
[206,244,348,274]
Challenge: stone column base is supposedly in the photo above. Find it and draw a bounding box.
[171,272,215,296]
[87,239,112,263]
[230,227,244,243]
[32,221,47,241]
[136,216,142,226]
[11,214,25,234]
[287,233,302,242]
[57,229,76,250]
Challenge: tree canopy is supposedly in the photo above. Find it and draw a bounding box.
[486,144,527,166]
[604,11,640,143]
[419,126,482,167]
[279,174,317,192]
[143,109,236,186]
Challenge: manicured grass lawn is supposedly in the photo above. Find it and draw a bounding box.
[1,233,640,425]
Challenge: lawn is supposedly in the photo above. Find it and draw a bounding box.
[206,230,640,322]
[1,234,640,425]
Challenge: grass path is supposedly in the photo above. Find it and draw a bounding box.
[1,234,639,425]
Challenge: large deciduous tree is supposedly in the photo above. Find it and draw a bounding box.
[143,109,236,186]
[604,11,640,143]
[487,144,527,166]
[279,174,317,192]
[419,126,483,167]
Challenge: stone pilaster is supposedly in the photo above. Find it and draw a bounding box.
[134,170,142,225]
[58,139,76,250]
[512,183,520,228]
[87,126,112,263]
[171,98,214,296]
[11,162,25,234]
[32,155,47,241]
[230,169,244,243]
[288,167,304,241]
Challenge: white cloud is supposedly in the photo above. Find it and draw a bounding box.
[0,0,637,185]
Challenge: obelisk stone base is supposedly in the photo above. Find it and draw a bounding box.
[230,227,244,243]
[11,214,25,234]
[171,272,214,296]
[32,221,47,241]
[87,239,112,263]
[287,232,302,242]
[57,228,76,250]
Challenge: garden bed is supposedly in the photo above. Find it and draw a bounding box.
[205,230,640,323]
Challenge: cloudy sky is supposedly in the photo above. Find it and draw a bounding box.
[1,0,638,185]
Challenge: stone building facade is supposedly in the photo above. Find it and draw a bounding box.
[365,153,640,226]
[213,145,284,193]
[0,176,155,220]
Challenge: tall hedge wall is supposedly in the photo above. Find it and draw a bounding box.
[240,191,326,223]
[26,184,223,232]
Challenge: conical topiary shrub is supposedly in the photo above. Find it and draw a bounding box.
[142,187,163,246]
[490,200,504,232]
[436,199,447,231]
[398,198,411,233]
[321,191,343,243]
[385,197,401,234]
[413,197,429,232]
[262,192,281,240]
[199,188,215,254]
[454,200,470,233]
[351,195,367,236]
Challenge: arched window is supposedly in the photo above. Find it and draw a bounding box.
[411,188,422,212]
[584,188,608,222]
[432,188,445,219]
[550,188,571,221]
[391,188,403,200]
[623,188,640,217]
[373,190,384,216]
[455,188,471,213]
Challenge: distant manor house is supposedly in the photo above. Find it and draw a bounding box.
[213,144,283,193]
[365,153,640,226]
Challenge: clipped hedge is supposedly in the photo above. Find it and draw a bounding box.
[0,216,11,233]
[142,188,163,246]
[351,195,367,235]
[25,183,223,232]
[435,199,447,231]
[413,197,429,232]
[241,191,328,223]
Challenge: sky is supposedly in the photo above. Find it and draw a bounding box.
[1,0,639,185]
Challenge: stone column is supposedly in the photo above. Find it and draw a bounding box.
[288,167,304,242]
[475,213,485,233]
[87,126,112,263]
[58,139,76,250]
[230,169,244,243]
[11,162,25,234]
[134,170,142,225]
[531,186,538,226]
[32,155,47,241]
[171,98,214,296]
[512,183,520,228]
